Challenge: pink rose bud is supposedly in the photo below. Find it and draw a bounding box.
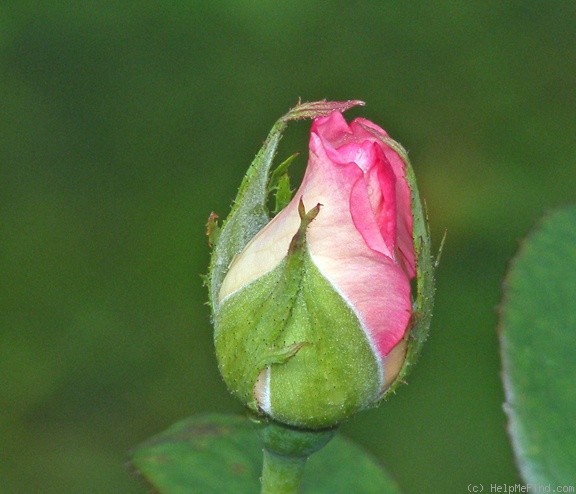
[208,101,435,429]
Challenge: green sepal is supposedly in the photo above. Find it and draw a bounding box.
[273,173,293,215]
[358,124,439,399]
[268,153,298,214]
[214,201,321,412]
[268,152,298,193]
[214,201,380,429]
[207,100,365,315]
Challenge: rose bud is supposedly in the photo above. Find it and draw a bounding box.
[208,101,435,429]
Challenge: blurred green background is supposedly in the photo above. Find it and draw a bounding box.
[2,1,575,492]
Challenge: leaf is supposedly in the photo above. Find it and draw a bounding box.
[499,205,576,484]
[130,413,402,494]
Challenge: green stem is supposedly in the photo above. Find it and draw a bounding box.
[251,414,337,494]
[261,449,307,494]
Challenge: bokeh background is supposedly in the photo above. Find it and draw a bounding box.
[2,1,575,492]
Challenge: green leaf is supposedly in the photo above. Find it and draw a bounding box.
[499,205,576,484]
[130,413,402,494]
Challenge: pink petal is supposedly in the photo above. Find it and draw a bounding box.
[352,118,415,277]
[303,129,413,360]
